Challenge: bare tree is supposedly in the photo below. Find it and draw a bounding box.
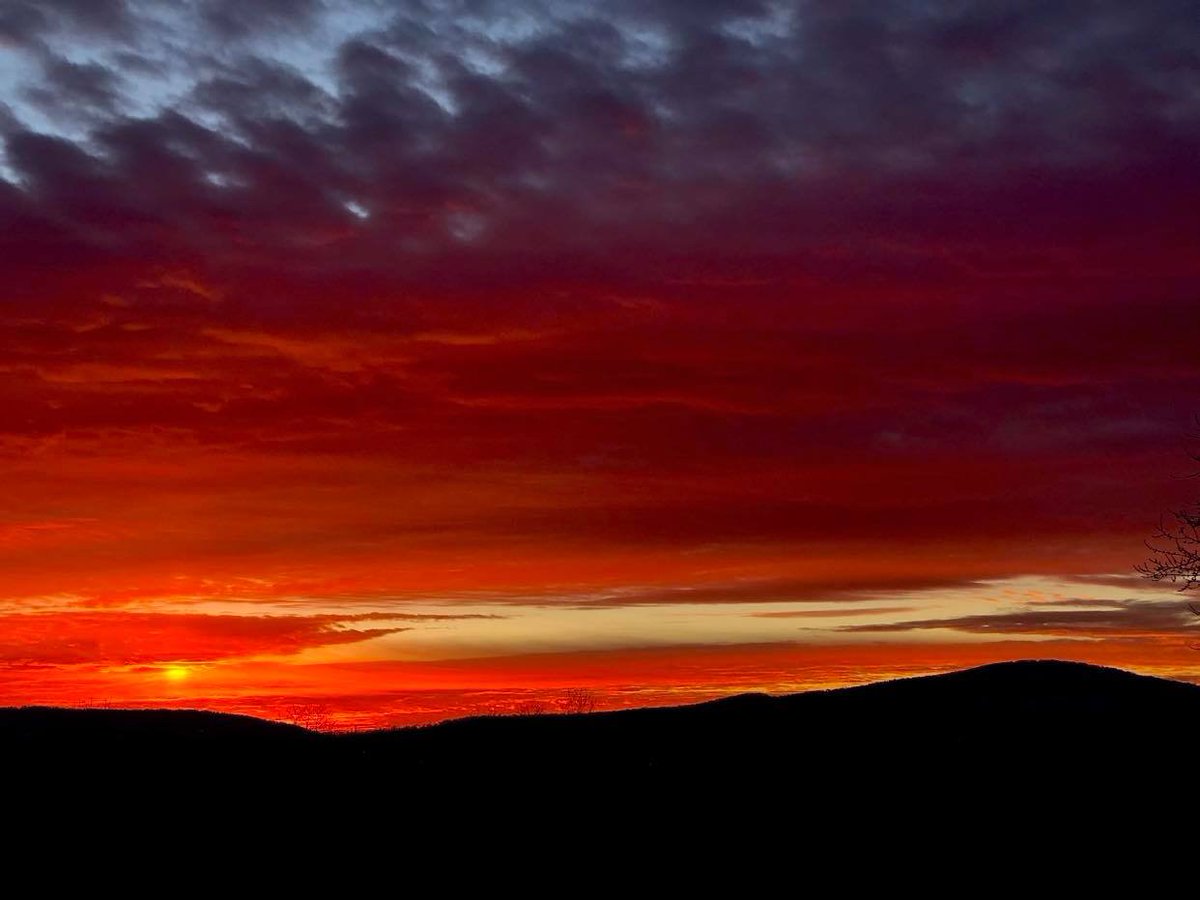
[1137,447,1200,597]
[281,702,335,732]
[558,688,598,715]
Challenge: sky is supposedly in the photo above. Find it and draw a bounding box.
[0,0,1198,728]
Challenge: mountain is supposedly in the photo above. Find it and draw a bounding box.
[5,661,1198,787]
[344,660,1200,781]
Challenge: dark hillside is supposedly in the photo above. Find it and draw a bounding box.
[5,661,1197,793]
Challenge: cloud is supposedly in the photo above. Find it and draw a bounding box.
[750,606,918,619]
[0,611,405,665]
[22,59,124,123]
[2,1,1195,260]
[0,0,132,44]
[841,599,1199,637]
[199,0,325,39]
[0,1,1195,616]
[548,577,992,608]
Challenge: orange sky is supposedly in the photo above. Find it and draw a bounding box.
[1,0,1199,728]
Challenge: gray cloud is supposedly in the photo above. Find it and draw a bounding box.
[841,598,1199,635]
[198,0,326,39]
[0,0,1196,471]
[4,2,1196,203]
[751,605,917,619]
[548,576,990,608]
[23,58,124,122]
[0,0,133,44]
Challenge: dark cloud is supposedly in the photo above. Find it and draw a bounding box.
[199,0,325,38]
[23,58,123,120]
[0,611,406,665]
[0,1,1196,584]
[0,2,47,45]
[0,0,132,45]
[0,10,1193,371]
[841,599,1199,635]
[4,0,1196,255]
[189,58,335,125]
[1061,575,1182,593]
[554,578,989,608]
[751,606,917,619]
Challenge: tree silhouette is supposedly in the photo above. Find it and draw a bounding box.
[558,688,598,714]
[1137,448,1200,596]
[281,702,335,732]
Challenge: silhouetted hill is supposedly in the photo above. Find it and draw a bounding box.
[0,705,310,747]
[5,661,1199,792]
[343,660,1200,778]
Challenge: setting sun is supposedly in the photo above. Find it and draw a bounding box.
[163,666,190,684]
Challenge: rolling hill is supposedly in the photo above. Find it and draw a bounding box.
[4,660,1198,788]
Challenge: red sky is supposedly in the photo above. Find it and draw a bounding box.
[1,0,1198,728]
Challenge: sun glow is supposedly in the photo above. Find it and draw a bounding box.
[163,665,190,683]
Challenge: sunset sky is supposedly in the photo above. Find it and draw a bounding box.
[1,0,1198,728]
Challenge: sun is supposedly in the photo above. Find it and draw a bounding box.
[163,665,190,683]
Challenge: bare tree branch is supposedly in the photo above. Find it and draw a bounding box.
[558,688,598,715]
[1138,445,1200,593]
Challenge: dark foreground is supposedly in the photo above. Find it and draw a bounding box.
[4,661,1198,788]
[7,659,1190,867]
[7,658,1195,866]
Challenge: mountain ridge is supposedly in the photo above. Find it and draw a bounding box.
[5,660,1198,787]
